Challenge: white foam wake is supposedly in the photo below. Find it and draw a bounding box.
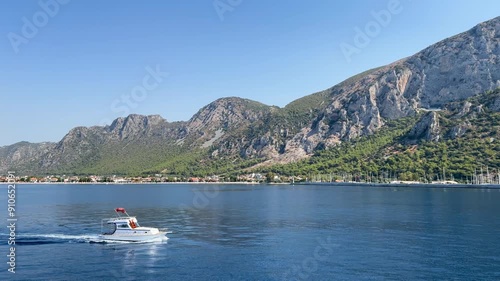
[18,233,164,244]
[19,233,100,243]
[18,233,169,244]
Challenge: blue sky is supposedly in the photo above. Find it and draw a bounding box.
[1,0,499,146]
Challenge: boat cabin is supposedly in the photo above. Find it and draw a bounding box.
[101,208,142,235]
[99,207,166,242]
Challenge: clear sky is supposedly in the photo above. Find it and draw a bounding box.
[1,0,499,146]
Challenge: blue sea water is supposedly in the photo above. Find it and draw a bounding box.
[1,184,499,280]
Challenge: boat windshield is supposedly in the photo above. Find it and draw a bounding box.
[102,223,116,235]
[117,223,129,229]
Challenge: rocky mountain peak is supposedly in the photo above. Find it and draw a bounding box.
[277,16,499,159]
[106,114,168,140]
[469,16,499,36]
[188,97,271,132]
[109,114,166,130]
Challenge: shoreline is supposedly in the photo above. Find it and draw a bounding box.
[294,181,500,189]
[1,181,499,189]
[0,181,262,185]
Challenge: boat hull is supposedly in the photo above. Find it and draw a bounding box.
[99,232,166,242]
[100,209,168,242]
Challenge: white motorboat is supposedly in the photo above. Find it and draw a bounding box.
[99,208,167,242]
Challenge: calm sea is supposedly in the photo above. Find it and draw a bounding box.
[1,184,499,280]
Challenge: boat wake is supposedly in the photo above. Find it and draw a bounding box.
[13,233,169,245]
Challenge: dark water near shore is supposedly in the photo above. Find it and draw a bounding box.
[1,184,500,280]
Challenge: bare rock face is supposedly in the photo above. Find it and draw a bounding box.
[406,112,441,142]
[184,97,277,158]
[278,16,499,158]
[404,17,500,108]
[447,122,471,139]
[0,142,55,174]
[188,97,269,131]
[106,114,169,140]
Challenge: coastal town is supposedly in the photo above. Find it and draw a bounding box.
[0,173,289,184]
[2,170,499,186]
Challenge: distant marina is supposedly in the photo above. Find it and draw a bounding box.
[2,172,499,189]
[295,181,500,189]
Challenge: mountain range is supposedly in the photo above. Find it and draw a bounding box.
[2,16,499,176]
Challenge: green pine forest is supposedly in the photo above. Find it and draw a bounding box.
[32,89,500,183]
[142,89,500,182]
